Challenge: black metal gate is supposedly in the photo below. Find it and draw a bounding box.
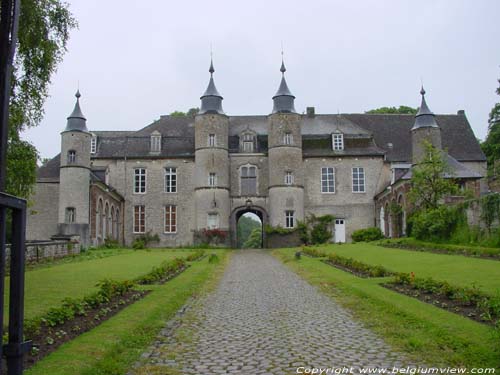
[0,0,31,373]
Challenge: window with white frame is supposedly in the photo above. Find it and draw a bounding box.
[283,132,293,145]
[90,135,97,154]
[208,134,216,147]
[65,207,76,223]
[332,133,344,150]
[242,133,254,153]
[208,173,217,187]
[164,205,177,233]
[285,210,295,228]
[284,171,294,185]
[241,165,257,195]
[68,150,76,164]
[134,168,146,194]
[164,167,177,193]
[133,205,145,233]
[151,133,161,153]
[321,167,335,193]
[207,213,219,229]
[352,167,366,193]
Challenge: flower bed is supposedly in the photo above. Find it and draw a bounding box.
[134,258,188,285]
[185,249,206,262]
[385,273,500,327]
[301,247,328,258]
[323,253,394,278]
[377,238,500,260]
[19,279,146,369]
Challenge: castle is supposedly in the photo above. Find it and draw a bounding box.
[27,59,487,247]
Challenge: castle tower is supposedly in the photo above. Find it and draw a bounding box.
[411,86,442,164]
[194,59,230,239]
[57,90,92,246]
[268,58,304,228]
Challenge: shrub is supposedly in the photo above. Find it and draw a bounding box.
[351,227,384,242]
[302,247,327,258]
[132,239,145,250]
[134,258,186,285]
[326,253,393,277]
[132,231,160,249]
[409,206,461,241]
[103,237,120,249]
[208,253,219,263]
[185,249,205,262]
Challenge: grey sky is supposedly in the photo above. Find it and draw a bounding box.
[22,0,500,159]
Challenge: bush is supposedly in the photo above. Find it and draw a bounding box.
[185,250,205,262]
[134,258,186,285]
[132,239,145,250]
[409,206,460,241]
[302,247,327,258]
[326,253,393,277]
[132,231,160,249]
[103,237,120,249]
[208,253,219,264]
[351,227,384,242]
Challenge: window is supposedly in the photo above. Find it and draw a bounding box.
[133,205,145,233]
[352,167,366,193]
[285,171,294,185]
[134,168,146,194]
[90,135,97,154]
[164,167,177,193]
[321,167,335,193]
[68,150,76,164]
[241,166,257,195]
[208,173,217,187]
[207,213,219,229]
[164,205,177,233]
[241,133,254,153]
[284,132,293,145]
[285,210,295,228]
[332,133,344,151]
[208,134,216,147]
[65,207,75,223]
[151,133,161,153]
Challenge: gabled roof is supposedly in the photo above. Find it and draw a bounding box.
[401,154,483,180]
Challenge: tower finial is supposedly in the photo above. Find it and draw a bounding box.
[420,85,426,96]
[75,89,81,99]
[209,45,214,75]
[280,44,286,74]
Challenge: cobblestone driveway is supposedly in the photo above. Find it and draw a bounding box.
[132,250,412,374]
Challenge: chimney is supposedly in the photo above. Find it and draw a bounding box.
[457,110,465,115]
[306,107,315,118]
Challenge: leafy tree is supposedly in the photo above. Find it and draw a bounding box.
[481,77,500,176]
[408,141,459,210]
[237,215,260,248]
[169,108,199,118]
[5,0,77,198]
[243,227,262,248]
[366,106,417,115]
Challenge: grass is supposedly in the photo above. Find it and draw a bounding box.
[5,248,196,321]
[274,248,500,369]
[25,249,230,375]
[308,243,500,294]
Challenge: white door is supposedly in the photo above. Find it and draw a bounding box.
[334,219,346,243]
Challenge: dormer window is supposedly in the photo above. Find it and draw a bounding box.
[150,131,161,153]
[68,150,76,164]
[332,133,344,151]
[90,134,97,154]
[284,132,293,145]
[240,132,256,153]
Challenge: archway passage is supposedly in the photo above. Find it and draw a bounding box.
[235,209,264,249]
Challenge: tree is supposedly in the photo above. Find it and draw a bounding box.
[169,108,199,118]
[5,0,77,199]
[408,141,459,210]
[481,77,500,176]
[243,227,262,248]
[236,215,260,248]
[366,106,417,115]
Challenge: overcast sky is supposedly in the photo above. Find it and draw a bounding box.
[21,0,500,159]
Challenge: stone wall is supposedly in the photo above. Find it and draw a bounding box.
[6,240,81,264]
[26,182,60,241]
[265,231,302,249]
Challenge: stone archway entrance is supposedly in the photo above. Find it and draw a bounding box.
[230,206,268,248]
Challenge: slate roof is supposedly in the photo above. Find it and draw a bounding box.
[37,112,486,180]
[401,154,483,180]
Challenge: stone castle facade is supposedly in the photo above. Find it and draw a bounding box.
[27,60,487,247]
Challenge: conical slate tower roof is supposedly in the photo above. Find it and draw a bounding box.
[272,58,296,114]
[411,86,439,130]
[64,90,88,132]
[199,58,224,115]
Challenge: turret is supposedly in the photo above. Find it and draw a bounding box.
[194,59,230,242]
[411,86,442,164]
[57,90,91,246]
[268,58,304,228]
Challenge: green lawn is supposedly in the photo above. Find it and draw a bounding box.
[274,248,500,369]
[25,250,229,375]
[313,243,500,294]
[5,248,195,321]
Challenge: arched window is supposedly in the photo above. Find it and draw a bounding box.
[68,150,76,164]
[111,206,116,239]
[240,165,257,195]
[96,199,103,241]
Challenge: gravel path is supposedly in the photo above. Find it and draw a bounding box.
[132,250,414,374]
